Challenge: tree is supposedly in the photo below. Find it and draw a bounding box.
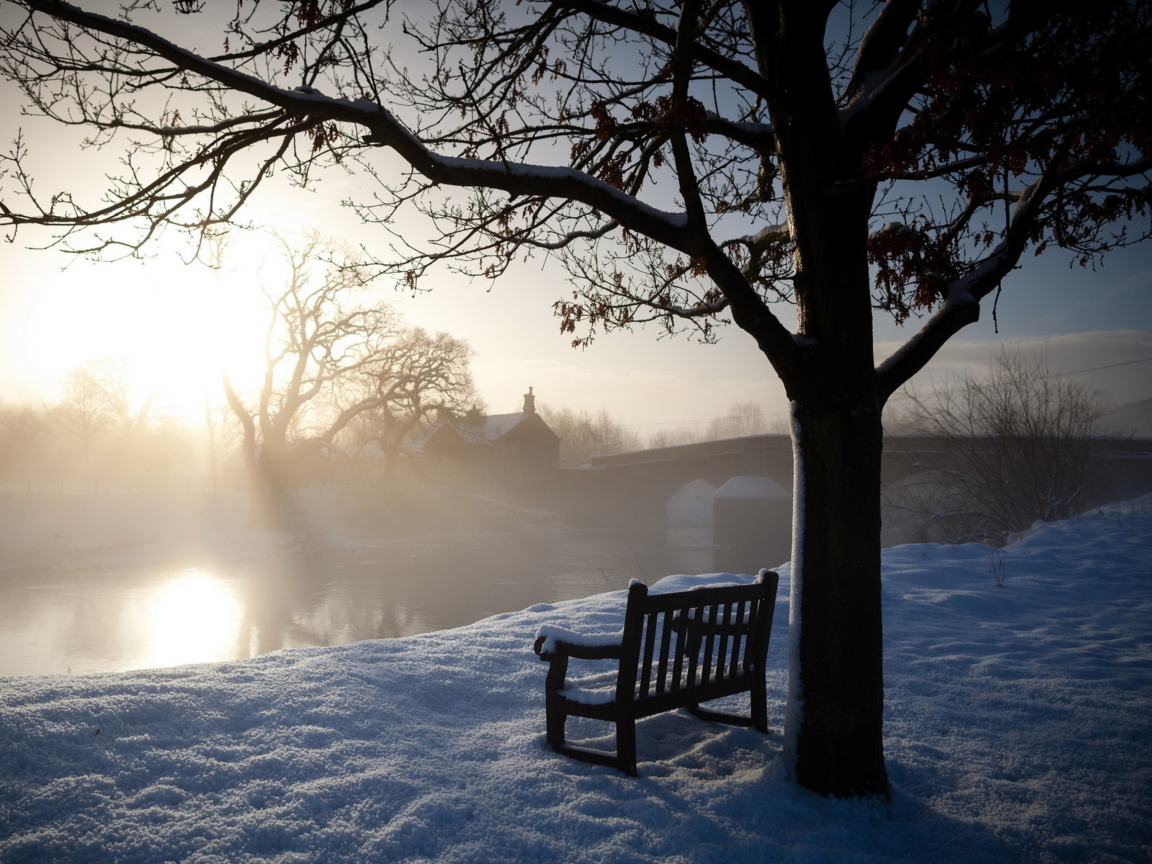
[705,401,774,440]
[53,364,113,473]
[887,349,1113,545]
[2,0,1149,798]
[203,397,239,491]
[222,234,401,523]
[351,327,478,483]
[0,401,45,478]
[53,357,154,471]
[537,403,642,466]
[52,357,184,479]
[645,401,777,449]
[222,234,476,517]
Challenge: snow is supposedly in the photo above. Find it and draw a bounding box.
[559,672,621,705]
[838,60,913,128]
[535,623,623,654]
[784,403,805,770]
[3,498,1152,862]
[714,476,789,500]
[432,154,691,232]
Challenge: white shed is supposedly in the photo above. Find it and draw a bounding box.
[713,475,792,573]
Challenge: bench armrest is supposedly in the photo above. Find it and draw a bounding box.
[534,625,624,661]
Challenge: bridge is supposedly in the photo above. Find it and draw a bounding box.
[553,433,1152,532]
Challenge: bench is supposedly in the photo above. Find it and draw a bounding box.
[533,570,779,775]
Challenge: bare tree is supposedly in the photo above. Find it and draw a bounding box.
[644,402,779,449]
[2,0,1150,797]
[538,404,642,466]
[351,327,478,483]
[222,234,401,523]
[51,357,179,479]
[53,367,106,473]
[0,401,45,478]
[887,350,1113,545]
[706,401,773,440]
[202,397,237,491]
[52,359,129,472]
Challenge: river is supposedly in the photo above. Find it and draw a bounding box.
[0,520,716,677]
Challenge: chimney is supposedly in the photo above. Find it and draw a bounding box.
[523,386,536,415]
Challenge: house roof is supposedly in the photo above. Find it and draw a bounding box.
[442,412,534,445]
[476,412,530,441]
[404,411,537,454]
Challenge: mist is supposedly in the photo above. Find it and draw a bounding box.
[0,382,785,676]
[4,362,1149,679]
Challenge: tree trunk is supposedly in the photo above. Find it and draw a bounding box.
[759,64,890,792]
[785,395,889,798]
[247,443,289,528]
[382,442,401,488]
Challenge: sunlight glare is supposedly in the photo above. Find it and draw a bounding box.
[27,234,274,423]
[142,569,243,669]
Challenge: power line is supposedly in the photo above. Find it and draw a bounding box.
[1046,355,1152,378]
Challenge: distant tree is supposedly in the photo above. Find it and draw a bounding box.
[52,358,185,481]
[202,398,231,491]
[705,401,773,440]
[887,349,1113,545]
[0,401,45,477]
[86,357,157,432]
[52,360,125,472]
[109,412,195,480]
[645,426,698,450]
[222,234,401,523]
[646,402,777,449]
[537,404,642,466]
[351,328,478,483]
[54,368,106,472]
[3,0,1150,798]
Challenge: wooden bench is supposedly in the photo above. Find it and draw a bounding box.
[533,571,779,776]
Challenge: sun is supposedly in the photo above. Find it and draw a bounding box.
[23,234,275,424]
[142,569,244,669]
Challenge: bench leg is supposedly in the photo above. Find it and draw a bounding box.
[546,702,567,750]
[544,657,568,750]
[750,675,768,734]
[616,717,637,776]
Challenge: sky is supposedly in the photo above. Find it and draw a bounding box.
[3,193,1150,432]
[0,3,1150,433]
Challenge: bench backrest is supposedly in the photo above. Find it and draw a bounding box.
[616,572,779,712]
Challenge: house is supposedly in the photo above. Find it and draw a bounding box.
[417,388,561,490]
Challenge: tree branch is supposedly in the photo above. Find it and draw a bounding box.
[552,0,786,107]
[876,137,1078,400]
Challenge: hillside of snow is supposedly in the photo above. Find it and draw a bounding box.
[1,498,1150,863]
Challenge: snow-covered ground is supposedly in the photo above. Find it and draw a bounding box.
[1,498,1150,863]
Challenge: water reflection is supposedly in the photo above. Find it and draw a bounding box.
[143,570,243,669]
[0,525,721,677]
